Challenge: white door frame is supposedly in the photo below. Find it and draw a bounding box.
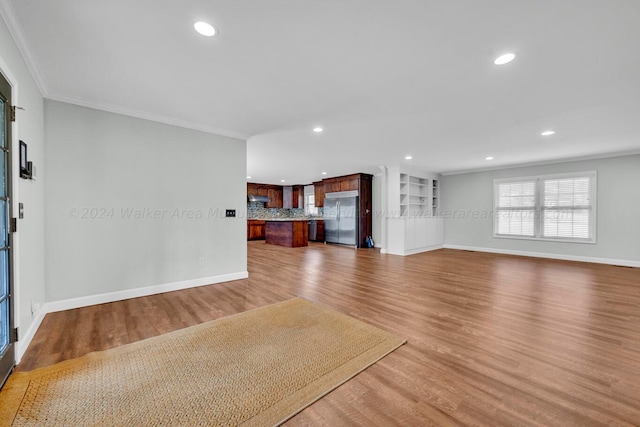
[0,54,22,362]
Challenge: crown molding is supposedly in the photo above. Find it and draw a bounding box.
[46,91,251,141]
[440,149,640,176]
[1,0,249,141]
[0,0,48,95]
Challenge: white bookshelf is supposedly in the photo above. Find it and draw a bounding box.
[400,173,430,217]
[383,168,444,256]
[432,179,439,216]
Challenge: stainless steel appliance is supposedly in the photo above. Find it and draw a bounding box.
[247,195,270,203]
[324,191,358,247]
[308,220,317,241]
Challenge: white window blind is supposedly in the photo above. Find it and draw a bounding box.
[496,181,536,237]
[494,172,596,243]
[542,177,591,240]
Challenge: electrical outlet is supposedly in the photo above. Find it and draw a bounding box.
[198,256,205,266]
[30,299,40,316]
[225,209,236,218]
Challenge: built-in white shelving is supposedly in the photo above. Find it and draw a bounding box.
[400,173,431,217]
[432,179,439,216]
[383,168,444,256]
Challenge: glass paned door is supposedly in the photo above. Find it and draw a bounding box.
[0,71,14,389]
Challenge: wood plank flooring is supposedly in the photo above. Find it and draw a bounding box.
[18,243,640,426]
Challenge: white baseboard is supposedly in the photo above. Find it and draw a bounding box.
[15,271,248,362]
[44,271,249,314]
[15,307,46,363]
[443,245,640,268]
[384,244,444,256]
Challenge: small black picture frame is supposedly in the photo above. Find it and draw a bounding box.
[19,140,30,178]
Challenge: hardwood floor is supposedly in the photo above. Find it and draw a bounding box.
[18,242,640,426]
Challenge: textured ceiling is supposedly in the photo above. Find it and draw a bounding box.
[4,0,640,184]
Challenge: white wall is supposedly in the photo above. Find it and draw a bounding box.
[44,100,247,303]
[441,155,640,265]
[1,11,46,359]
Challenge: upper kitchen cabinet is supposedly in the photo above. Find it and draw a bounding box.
[247,183,284,208]
[247,183,259,196]
[292,185,304,208]
[322,174,362,193]
[313,181,325,207]
[266,187,283,208]
[324,180,341,193]
[341,177,360,191]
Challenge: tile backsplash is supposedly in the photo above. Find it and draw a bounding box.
[247,202,323,219]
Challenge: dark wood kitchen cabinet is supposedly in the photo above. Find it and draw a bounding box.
[247,183,283,208]
[247,183,258,196]
[265,220,309,247]
[322,174,363,193]
[324,180,342,193]
[357,174,373,246]
[292,185,304,208]
[341,177,360,191]
[266,188,283,208]
[247,220,266,240]
[313,181,325,208]
[318,220,325,241]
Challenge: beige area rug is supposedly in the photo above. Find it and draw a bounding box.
[0,298,405,426]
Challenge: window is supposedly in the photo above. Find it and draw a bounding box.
[542,176,592,240]
[494,172,596,243]
[305,194,318,216]
[495,180,536,237]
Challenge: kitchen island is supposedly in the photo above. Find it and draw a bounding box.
[264,219,309,247]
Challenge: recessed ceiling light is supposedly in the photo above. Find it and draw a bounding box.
[541,130,556,136]
[313,127,323,133]
[280,179,285,183]
[194,21,217,37]
[246,176,251,179]
[486,156,494,160]
[321,172,327,175]
[405,156,413,160]
[494,53,516,65]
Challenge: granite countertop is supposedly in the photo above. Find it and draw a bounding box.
[262,218,312,222]
[248,217,324,221]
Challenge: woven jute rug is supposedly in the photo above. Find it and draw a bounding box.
[0,297,405,426]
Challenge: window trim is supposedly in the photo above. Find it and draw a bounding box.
[493,171,597,244]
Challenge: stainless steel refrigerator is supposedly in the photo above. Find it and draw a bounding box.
[324,191,359,247]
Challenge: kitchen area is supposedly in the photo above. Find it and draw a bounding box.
[247,173,373,249]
